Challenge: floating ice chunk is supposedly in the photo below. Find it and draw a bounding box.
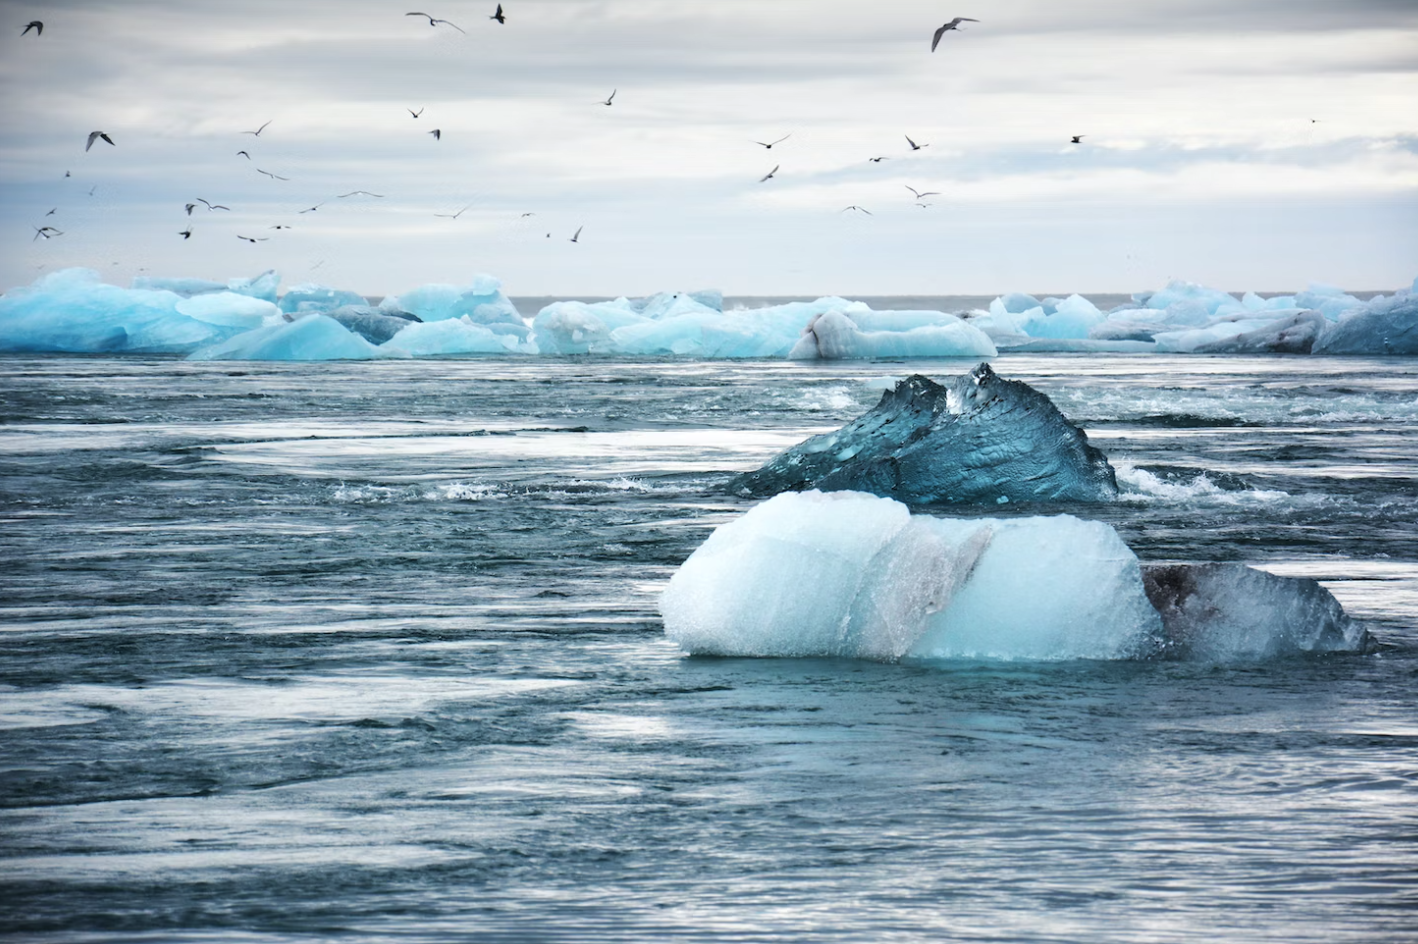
[788,309,996,359]
[188,314,381,361]
[631,291,723,320]
[531,301,649,354]
[0,267,239,353]
[997,292,1048,315]
[278,283,368,315]
[325,305,421,345]
[387,275,522,325]
[1141,280,1242,316]
[1141,563,1370,659]
[1313,292,1418,355]
[175,292,280,330]
[1020,293,1105,339]
[730,364,1116,504]
[1156,310,1329,354]
[227,269,280,303]
[380,316,532,356]
[660,490,1160,662]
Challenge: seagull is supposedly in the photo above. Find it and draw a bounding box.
[85,131,114,152]
[257,169,290,180]
[753,134,791,149]
[905,185,940,200]
[931,17,979,51]
[178,226,193,240]
[339,191,384,198]
[185,203,197,215]
[521,212,535,217]
[270,225,293,230]
[600,90,616,106]
[905,135,928,151]
[33,225,62,241]
[298,203,324,213]
[868,156,889,163]
[22,21,42,36]
[45,208,56,216]
[243,120,272,137]
[1070,135,1085,144]
[236,235,269,243]
[406,12,465,33]
[841,206,872,215]
[429,129,441,140]
[64,171,70,177]
[490,4,505,23]
[570,226,583,243]
[237,150,251,159]
[434,204,471,219]
[197,198,229,211]
[409,107,424,118]
[87,186,97,196]
[916,203,933,208]
[759,164,779,182]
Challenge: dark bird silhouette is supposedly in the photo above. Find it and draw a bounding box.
[178,227,192,240]
[753,134,791,149]
[85,131,114,152]
[338,191,384,198]
[491,4,505,23]
[298,203,324,214]
[434,204,472,219]
[1070,135,1085,144]
[905,134,928,151]
[600,90,616,106]
[22,21,42,36]
[45,208,56,216]
[868,156,889,163]
[197,198,229,211]
[236,235,269,243]
[841,206,872,215]
[237,150,251,159]
[521,212,535,217]
[409,107,424,118]
[931,17,978,51]
[759,164,779,182]
[429,129,441,140]
[406,12,465,33]
[185,203,197,215]
[33,225,62,241]
[243,120,272,137]
[270,225,293,230]
[257,169,290,180]
[905,185,940,200]
[64,170,71,177]
[570,226,583,243]
[87,186,96,196]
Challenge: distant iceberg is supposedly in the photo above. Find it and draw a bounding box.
[660,490,1372,663]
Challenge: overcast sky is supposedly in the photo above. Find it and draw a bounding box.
[1,0,1415,296]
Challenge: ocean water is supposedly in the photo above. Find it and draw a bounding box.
[1,353,1415,943]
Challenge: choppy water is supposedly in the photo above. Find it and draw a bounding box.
[1,354,1415,943]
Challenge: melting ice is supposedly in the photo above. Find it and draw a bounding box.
[1,267,1414,359]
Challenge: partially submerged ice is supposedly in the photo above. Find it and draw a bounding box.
[728,363,1117,505]
[660,491,1372,663]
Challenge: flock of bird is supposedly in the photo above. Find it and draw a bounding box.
[20,11,1090,254]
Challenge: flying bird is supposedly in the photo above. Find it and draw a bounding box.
[85,131,114,152]
[931,17,979,51]
[841,206,872,215]
[600,90,616,106]
[409,107,423,118]
[270,225,293,229]
[88,185,97,196]
[429,128,441,140]
[185,203,197,215]
[64,171,71,177]
[434,204,471,219]
[521,212,535,217]
[868,156,889,163]
[22,21,42,36]
[236,235,269,243]
[45,208,56,217]
[298,203,324,213]
[905,185,940,200]
[338,191,384,198]
[406,12,466,33]
[905,134,928,151]
[759,164,779,182]
[33,225,62,241]
[569,226,583,243]
[1070,135,1085,144]
[243,120,272,137]
[257,169,290,180]
[178,227,192,240]
[490,4,505,23]
[197,198,229,211]
[753,134,791,149]
[237,150,251,159]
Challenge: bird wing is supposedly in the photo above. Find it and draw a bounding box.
[606,90,616,103]
[772,134,791,146]
[432,18,466,32]
[85,131,99,151]
[100,133,114,146]
[931,24,948,51]
[905,135,916,148]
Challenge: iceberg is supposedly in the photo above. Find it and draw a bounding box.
[325,305,422,345]
[188,314,382,361]
[384,275,522,326]
[380,316,534,356]
[278,283,369,315]
[1313,287,1418,355]
[661,490,1161,662]
[788,309,995,359]
[1141,563,1371,659]
[131,269,279,302]
[728,363,1117,505]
